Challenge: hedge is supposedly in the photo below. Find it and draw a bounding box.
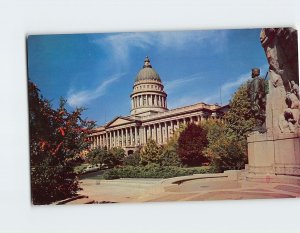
[102,164,212,179]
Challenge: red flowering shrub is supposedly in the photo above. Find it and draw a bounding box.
[29,81,95,204]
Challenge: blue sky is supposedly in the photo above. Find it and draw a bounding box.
[27,29,268,126]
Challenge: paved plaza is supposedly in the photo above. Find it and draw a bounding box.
[62,172,300,204]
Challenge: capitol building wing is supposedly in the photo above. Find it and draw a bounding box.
[89,57,228,155]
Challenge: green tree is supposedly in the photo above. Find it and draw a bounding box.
[178,123,208,166]
[29,81,95,204]
[123,151,141,166]
[203,80,264,172]
[108,147,125,167]
[204,135,247,172]
[87,147,125,169]
[87,147,110,169]
[140,139,163,165]
[225,82,256,140]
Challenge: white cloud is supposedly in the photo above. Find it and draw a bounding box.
[168,65,268,108]
[92,30,228,68]
[164,72,204,93]
[67,73,124,108]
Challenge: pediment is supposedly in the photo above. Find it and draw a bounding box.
[106,116,134,128]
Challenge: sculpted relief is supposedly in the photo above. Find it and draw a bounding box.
[260,28,300,133]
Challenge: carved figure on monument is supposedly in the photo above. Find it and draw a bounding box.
[260,28,299,133]
[248,68,267,132]
[290,81,299,98]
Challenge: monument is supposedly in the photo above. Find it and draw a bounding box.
[247,28,300,183]
[249,67,267,132]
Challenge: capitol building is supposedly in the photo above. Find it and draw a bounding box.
[89,57,228,155]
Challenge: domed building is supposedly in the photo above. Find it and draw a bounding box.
[89,57,228,155]
[131,56,168,116]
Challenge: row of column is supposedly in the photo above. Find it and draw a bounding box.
[132,94,167,109]
[142,114,207,145]
[91,126,139,149]
[91,113,215,149]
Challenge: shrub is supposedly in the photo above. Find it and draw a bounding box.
[161,147,181,167]
[108,147,125,166]
[140,139,163,165]
[204,134,247,172]
[102,164,212,179]
[123,151,141,166]
[29,81,95,204]
[178,123,208,166]
[87,147,125,169]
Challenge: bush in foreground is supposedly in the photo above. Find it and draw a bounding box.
[29,81,95,204]
[102,164,212,179]
[123,151,141,166]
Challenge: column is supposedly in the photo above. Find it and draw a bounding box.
[165,122,168,142]
[149,125,152,140]
[143,126,146,144]
[95,136,98,148]
[106,132,108,147]
[112,130,115,147]
[183,118,186,125]
[170,120,174,136]
[125,128,128,146]
[134,127,138,146]
[109,131,112,149]
[158,123,162,144]
[117,129,120,147]
[155,95,157,106]
[130,127,133,146]
[153,124,157,143]
[121,129,124,147]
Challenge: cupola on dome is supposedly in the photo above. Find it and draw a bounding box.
[135,56,161,82]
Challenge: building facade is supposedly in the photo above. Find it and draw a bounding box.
[89,57,228,155]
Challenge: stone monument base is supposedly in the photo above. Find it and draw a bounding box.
[246,130,300,182]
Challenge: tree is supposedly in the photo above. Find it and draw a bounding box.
[87,147,110,169]
[108,147,125,167]
[29,81,95,204]
[225,82,256,140]
[140,139,163,165]
[87,147,125,169]
[204,134,247,172]
[123,151,141,166]
[203,80,265,172]
[203,120,247,172]
[177,123,208,166]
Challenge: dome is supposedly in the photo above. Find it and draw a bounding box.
[135,56,161,82]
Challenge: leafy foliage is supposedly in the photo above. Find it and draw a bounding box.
[123,151,141,166]
[103,164,212,179]
[140,139,163,165]
[29,81,95,204]
[204,133,247,172]
[178,123,208,166]
[225,82,256,140]
[202,81,262,172]
[87,147,125,169]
